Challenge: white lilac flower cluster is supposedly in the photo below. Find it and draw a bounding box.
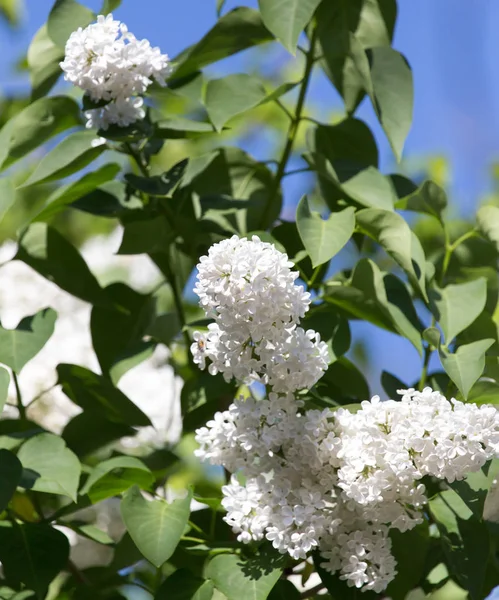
[190,235,329,392]
[195,388,499,593]
[60,14,171,130]
[191,237,499,593]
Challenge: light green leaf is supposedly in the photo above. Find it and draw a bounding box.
[477,205,499,252]
[258,0,322,54]
[0,178,15,224]
[205,74,267,131]
[173,8,272,79]
[0,522,70,600]
[430,278,487,344]
[47,0,94,48]
[156,569,214,600]
[0,367,9,416]
[0,450,22,512]
[27,25,64,100]
[156,117,215,138]
[33,162,120,222]
[73,524,114,545]
[216,0,227,17]
[80,456,153,503]
[367,47,413,162]
[17,433,81,501]
[395,179,447,222]
[0,96,81,171]
[0,0,22,25]
[21,131,106,188]
[120,485,192,568]
[205,553,282,600]
[0,308,56,373]
[356,208,428,300]
[296,196,355,267]
[16,223,110,306]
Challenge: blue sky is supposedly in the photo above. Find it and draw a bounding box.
[1,0,499,391]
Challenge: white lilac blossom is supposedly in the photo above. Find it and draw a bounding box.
[60,13,171,129]
[191,235,328,392]
[194,387,499,592]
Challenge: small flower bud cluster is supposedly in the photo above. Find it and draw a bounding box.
[196,386,499,593]
[61,14,171,129]
[191,235,329,392]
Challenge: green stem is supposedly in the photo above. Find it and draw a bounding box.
[418,345,433,391]
[12,371,25,421]
[440,227,478,286]
[300,583,325,599]
[259,27,317,229]
[307,266,322,288]
[125,142,149,177]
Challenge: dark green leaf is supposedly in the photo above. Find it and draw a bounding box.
[312,551,378,600]
[268,580,300,600]
[302,306,351,363]
[17,433,80,500]
[381,371,406,399]
[147,312,181,346]
[205,553,282,600]
[125,159,188,197]
[47,0,94,48]
[356,208,428,300]
[0,522,70,600]
[258,0,321,53]
[296,196,355,267]
[367,47,413,162]
[118,216,173,255]
[80,456,153,503]
[155,569,214,600]
[0,308,56,373]
[72,180,142,217]
[0,96,81,171]
[429,278,487,344]
[121,485,192,568]
[0,450,22,512]
[396,180,447,222]
[317,357,370,404]
[205,74,267,131]
[21,130,106,187]
[27,25,64,100]
[173,8,272,79]
[0,178,15,224]
[63,412,134,458]
[33,162,120,222]
[57,364,152,427]
[16,223,110,306]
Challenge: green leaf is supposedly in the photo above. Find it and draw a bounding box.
[63,412,134,458]
[367,47,413,162]
[0,450,22,512]
[27,25,64,100]
[91,283,156,381]
[47,0,94,48]
[173,8,272,79]
[430,489,489,600]
[16,223,110,306]
[316,0,396,113]
[0,367,9,415]
[156,116,215,138]
[205,74,267,131]
[21,130,106,187]
[205,553,282,600]
[147,312,181,347]
[0,308,56,373]
[483,471,499,526]
[80,456,153,503]
[33,162,120,222]
[0,177,15,224]
[125,159,188,197]
[101,0,121,14]
[313,552,379,600]
[440,339,494,401]
[268,580,300,600]
[72,180,142,218]
[430,278,487,344]
[73,524,114,545]
[477,205,499,252]
[0,522,70,600]
[395,179,447,222]
[296,196,355,267]
[302,306,351,362]
[0,96,81,171]
[381,371,406,399]
[258,0,321,54]
[17,433,80,501]
[120,485,192,568]
[118,216,173,255]
[57,364,152,427]
[156,569,214,600]
[356,208,428,300]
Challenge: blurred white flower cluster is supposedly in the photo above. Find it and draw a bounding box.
[196,387,499,593]
[60,13,171,129]
[0,229,181,448]
[191,235,329,392]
